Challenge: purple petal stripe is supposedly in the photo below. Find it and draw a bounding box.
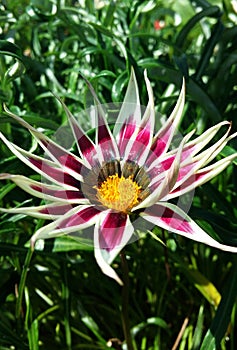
[31,184,84,201]
[146,79,185,166]
[58,206,101,230]
[56,96,97,167]
[126,116,153,165]
[98,211,129,251]
[117,114,138,158]
[142,202,237,252]
[30,205,101,247]
[29,158,80,188]
[38,204,73,216]
[97,112,119,162]
[41,139,84,173]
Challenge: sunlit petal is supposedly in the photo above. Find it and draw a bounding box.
[113,67,141,138]
[3,105,86,180]
[146,78,185,167]
[167,153,237,199]
[0,202,72,219]
[0,174,87,203]
[54,95,100,168]
[30,205,101,246]
[122,71,155,166]
[94,210,134,285]
[142,202,237,252]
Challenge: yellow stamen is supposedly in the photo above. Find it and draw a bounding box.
[96,174,141,213]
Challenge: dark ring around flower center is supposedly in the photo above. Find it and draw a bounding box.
[81,159,150,211]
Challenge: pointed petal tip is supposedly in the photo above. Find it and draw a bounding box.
[94,246,124,285]
[142,202,237,254]
[180,76,186,98]
[129,67,138,91]
[0,173,12,180]
[144,70,154,107]
[214,241,237,254]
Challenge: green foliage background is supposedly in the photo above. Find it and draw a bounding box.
[0,0,237,349]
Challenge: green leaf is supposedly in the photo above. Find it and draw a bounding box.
[91,70,116,80]
[5,60,26,82]
[175,6,222,48]
[192,304,205,350]
[221,145,237,166]
[0,40,24,62]
[184,267,221,307]
[103,1,116,28]
[131,316,170,337]
[200,261,237,349]
[111,70,128,102]
[89,22,115,38]
[52,236,94,252]
[147,65,222,121]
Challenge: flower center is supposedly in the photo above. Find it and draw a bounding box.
[96,174,141,213]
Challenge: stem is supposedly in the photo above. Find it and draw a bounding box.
[162,229,171,281]
[120,251,134,350]
[16,247,34,320]
[62,261,72,350]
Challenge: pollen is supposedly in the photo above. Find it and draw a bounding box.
[96,174,141,213]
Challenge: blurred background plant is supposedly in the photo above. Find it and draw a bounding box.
[0,0,237,349]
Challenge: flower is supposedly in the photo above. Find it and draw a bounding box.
[1,69,237,285]
[154,19,165,30]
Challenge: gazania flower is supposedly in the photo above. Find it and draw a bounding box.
[1,69,237,285]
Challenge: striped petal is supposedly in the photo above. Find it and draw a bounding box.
[176,121,231,165]
[4,105,85,180]
[94,210,134,285]
[146,78,185,167]
[122,71,155,166]
[96,109,119,162]
[0,202,72,219]
[170,126,236,194]
[0,174,86,204]
[135,132,193,211]
[141,202,237,252]
[30,205,101,246]
[149,121,230,172]
[114,70,142,160]
[54,96,99,168]
[0,133,81,188]
[80,76,120,162]
[113,67,141,138]
[167,153,237,199]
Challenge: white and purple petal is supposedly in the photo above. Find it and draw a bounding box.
[134,132,193,211]
[167,153,237,199]
[0,202,72,219]
[55,96,99,168]
[0,133,81,188]
[170,126,236,194]
[146,78,185,167]
[30,205,101,245]
[94,210,134,285]
[0,174,87,204]
[176,121,231,165]
[113,67,141,138]
[121,71,155,166]
[95,106,120,162]
[3,105,86,180]
[141,202,237,252]
[82,80,120,162]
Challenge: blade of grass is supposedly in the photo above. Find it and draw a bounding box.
[200,258,237,349]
